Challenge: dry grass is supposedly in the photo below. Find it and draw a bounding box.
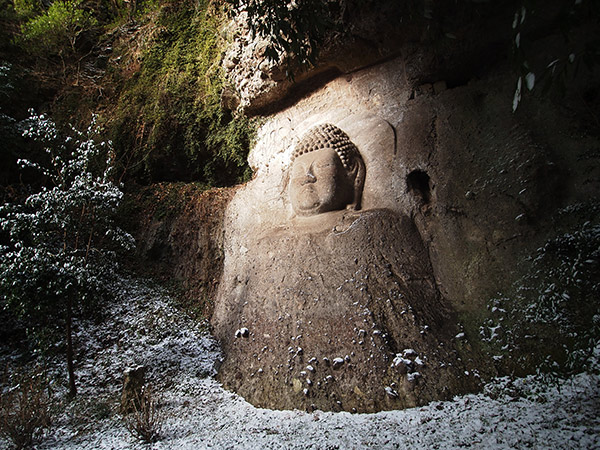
[0,369,52,449]
[123,384,164,443]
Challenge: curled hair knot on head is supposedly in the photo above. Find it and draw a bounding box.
[292,123,361,172]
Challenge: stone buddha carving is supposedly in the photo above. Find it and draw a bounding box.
[289,124,365,216]
[213,120,478,413]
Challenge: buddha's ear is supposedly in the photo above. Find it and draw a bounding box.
[283,166,291,190]
[347,156,366,211]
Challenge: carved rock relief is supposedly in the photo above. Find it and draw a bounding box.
[212,115,479,412]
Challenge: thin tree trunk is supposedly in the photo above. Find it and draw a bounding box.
[75,204,86,251]
[85,206,95,263]
[66,294,77,398]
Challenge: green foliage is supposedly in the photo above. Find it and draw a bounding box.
[101,0,161,27]
[0,2,18,53]
[0,111,134,349]
[18,0,98,57]
[12,0,43,19]
[512,0,600,111]
[111,0,254,185]
[2,0,256,187]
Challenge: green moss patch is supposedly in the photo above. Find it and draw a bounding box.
[108,0,254,185]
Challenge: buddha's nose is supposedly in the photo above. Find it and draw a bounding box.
[300,166,316,185]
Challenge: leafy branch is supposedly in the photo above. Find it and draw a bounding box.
[511,0,600,112]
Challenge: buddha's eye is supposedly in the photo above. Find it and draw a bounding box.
[316,163,335,169]
[292,166,305,176]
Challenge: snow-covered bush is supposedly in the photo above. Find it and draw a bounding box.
[481,207,600,376]
[0,111,134,396]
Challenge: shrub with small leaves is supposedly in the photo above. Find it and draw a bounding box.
[17,0,98,57]
[0,111,134,319]
[0,111,134,396]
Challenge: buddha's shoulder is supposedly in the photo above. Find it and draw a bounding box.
[263,208,410,237]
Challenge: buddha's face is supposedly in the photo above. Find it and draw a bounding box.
[289,147,354,216]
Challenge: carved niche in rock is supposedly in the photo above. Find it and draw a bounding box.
[212,121,478,413]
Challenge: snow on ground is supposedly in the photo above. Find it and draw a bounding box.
[2,278,599,449]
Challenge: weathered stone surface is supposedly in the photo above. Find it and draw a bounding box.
[127,186,235,317]
[220,2,517,115]
[290,123,365,216]
[211,40,600,408]
[212,113,485,411]
[209,1,600,411]
[213,208,478,412]
[121,365,146,412]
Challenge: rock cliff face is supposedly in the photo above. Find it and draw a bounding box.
[127,185,236,317]
[211,2,600,411]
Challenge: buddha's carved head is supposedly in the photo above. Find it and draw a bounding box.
[289,124,365,216]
